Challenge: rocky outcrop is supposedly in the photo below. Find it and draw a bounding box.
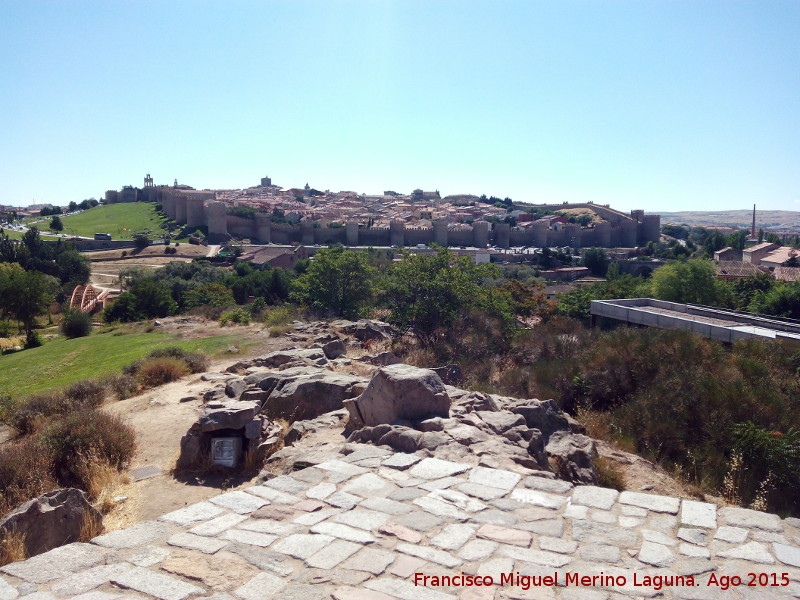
[0,488,102,558]
[262,371,365,422]
[545,431,599,484]
[332,319,396,342]
[355,352,401,366]
[345,364,450,428]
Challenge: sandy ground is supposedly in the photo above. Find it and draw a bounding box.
[102,328,293,527]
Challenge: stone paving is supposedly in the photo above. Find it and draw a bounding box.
[2,445,800,600]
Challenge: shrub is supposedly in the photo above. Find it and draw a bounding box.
[24,331,43,349]
[0,437,56,515]
[60,309,92,339]
[99,373,139,400]
[63,380,106,408]
[135,357,190,387]
[133,234,150,249]
[121,251,127,257]
[39,410,136,489]
[220,308,250,326]
[262,305,295,327]
[0,321,15,338]
[5,392,66,434]
[145,347,209,373]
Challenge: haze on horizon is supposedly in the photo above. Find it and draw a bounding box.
[1,1,798,214]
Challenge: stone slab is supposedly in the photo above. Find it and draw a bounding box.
[92,521,171,549]
[0,543,104,584]
[510,488,567,510]
[159,502,227,526]
[305,539,361,569]
[310,522,377,544]
[619,491,680,514]
[395,543,462,567]
[571,486,619,510]
[271,534,335,559]
[188,513,248,537]
[340,547,395,575]
[681,500,717,529]
[50,563,133,596]
[467,466,521,491]
[167,532,228,554]
[233,572,287,600]
[381,454,422,470]
[408,457,471,479]
[208,491,267,514]
[111,566,205,600]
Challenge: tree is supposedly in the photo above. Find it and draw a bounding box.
[133,235,150,249]
[183,283,235,310]
[383,247,499,345]
[648,259,723,305]
[749,282,800,319]
[50,216,64,232]
[68,201,78,212]
[103,280,176,322]
[290,247,377,318]
[582,247,608,277]
[0,263,58,346]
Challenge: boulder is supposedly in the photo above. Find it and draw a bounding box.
[322,339,346,360]
[346,364,450,427]
[357,352,401,366]
[252,348,329,368]
[225,378,248,399]
[511,400,571,440]
[196,401,260,432]
[240,388,269,404]
[545,431,598,484]
[262,371,364,422]
[0,488,102,558]
[177,433,203,469]
[336,319,396,342]
[476,411,526,435]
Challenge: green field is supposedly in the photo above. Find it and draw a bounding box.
[0,330,243,397]
[57,202,169,240]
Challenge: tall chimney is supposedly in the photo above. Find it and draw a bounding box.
[751,204,756,239]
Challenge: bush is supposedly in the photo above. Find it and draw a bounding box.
[0,437,56,515]
[39,410,136,489]
[5,392,67,434]
[100,373,139,400]
[262,305,295,327]
[63,380,106,408]
[133,235,150,249]
[145,347,209,373]
[60,309,92,339]
[0,321,15,338]
[220,308,250,326]
[121,251,127,257]
[24,331,43,349]
[135,357,190,387]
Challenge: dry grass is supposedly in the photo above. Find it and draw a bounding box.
[135,357,190,387]
[0,529,27,567]
[595,456,626,491]
[78,509,104,542]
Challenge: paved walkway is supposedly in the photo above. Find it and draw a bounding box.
[2,446,799,600]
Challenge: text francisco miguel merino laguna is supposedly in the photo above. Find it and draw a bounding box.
[413,571,790,591]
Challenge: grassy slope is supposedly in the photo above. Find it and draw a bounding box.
[0,331,240,397]
[57,203,169,240]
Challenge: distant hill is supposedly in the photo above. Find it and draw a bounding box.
[658,209,800,230]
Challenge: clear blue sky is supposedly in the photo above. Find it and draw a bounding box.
[1,0,798,213]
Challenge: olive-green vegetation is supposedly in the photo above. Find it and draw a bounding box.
[57,202,168,240]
